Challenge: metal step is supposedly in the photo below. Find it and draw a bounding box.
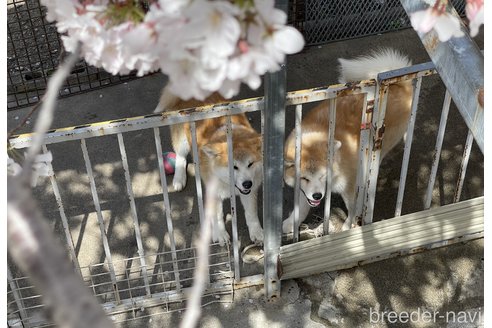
[279,197,484,280]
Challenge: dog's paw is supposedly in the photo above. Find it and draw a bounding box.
[172,173,187,191]
[248,225,264,245]
[282,217,294,234]
[341,219,352,231]
[212,227,230,247]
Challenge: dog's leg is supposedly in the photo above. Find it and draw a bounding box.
[341,191,357,231]
[239,191,263,244]
[211,198,230,246]
[171,124,189,191]
[282,192,311,234]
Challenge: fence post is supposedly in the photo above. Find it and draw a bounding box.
[263,65,286,299]
[399,0,484,153]
[262,0,288,298]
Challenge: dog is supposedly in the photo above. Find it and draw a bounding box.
[154,87,264,245]
[283,48,414,234]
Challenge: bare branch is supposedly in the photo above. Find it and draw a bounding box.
[20,44,81,185]
[180,177,219,328]
[8,43,113,328]
[8,177,114,328]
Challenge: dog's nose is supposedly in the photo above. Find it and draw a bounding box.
[242,180,253,189]
[312,193,322,200]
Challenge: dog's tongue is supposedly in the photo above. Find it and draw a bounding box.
[310,199,321,207]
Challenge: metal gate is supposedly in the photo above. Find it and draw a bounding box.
[7,57,484,326]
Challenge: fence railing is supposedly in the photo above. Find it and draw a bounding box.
[7,60,483,326]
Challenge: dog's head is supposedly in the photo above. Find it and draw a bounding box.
[284,132,342,207]
[202,132,262,195]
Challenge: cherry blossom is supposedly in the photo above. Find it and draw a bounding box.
[409,0,483,42]
[410,1,465,42]
[40,0,306,100]
[466,0,484,37]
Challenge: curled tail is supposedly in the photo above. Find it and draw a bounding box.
[154,85,180,113]
[337,48,412,83]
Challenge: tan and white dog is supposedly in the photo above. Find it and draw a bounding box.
[283,48,414,233]
[154,87,263,245]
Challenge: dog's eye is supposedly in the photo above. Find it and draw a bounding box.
[301,177,310,182]
[248,162,254,168]
[234,165,238,170]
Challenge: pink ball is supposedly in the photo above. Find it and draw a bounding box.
[163,151,176,175]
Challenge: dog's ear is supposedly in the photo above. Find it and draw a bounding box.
[202,143,220,158]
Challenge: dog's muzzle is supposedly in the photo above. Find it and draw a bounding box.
[236,185,251,195]
[307,198,321,207]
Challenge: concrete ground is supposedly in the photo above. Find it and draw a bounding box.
[7,27,484,327]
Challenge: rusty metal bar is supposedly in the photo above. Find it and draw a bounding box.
[399,0,484,153]
[323,98,337,235]
[361,82,389,224]
[353,92,373,228]
[7,81,375,150]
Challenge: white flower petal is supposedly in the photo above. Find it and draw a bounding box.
[469,7,484,37]
[219,79,241,99]
[410,9,437,34]
[434,14,465,41]
[273,26,305,55]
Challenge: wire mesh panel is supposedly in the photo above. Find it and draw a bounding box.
[7,246,232,327]
[6,0,141,110]
[6,0,467,110]
[297,0,466,46]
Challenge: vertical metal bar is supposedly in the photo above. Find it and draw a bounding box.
[80,139,120,302]
[323,98,337,235]
[7,267,30,328]
[362,82,390,224]
[263,62,287,298]
[41,145,82,276]
[395,77,422,217]
[400,0,484,153]
[153,127,181,292]
[354,91,374,224]
[225,115,241,281]
[293,104,302,242]
[453,129,474,203]
[117,133,151,296]
[424,91,452,209]
[189,121,210,286]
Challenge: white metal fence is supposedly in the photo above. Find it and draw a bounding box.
[7,61,483,326]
